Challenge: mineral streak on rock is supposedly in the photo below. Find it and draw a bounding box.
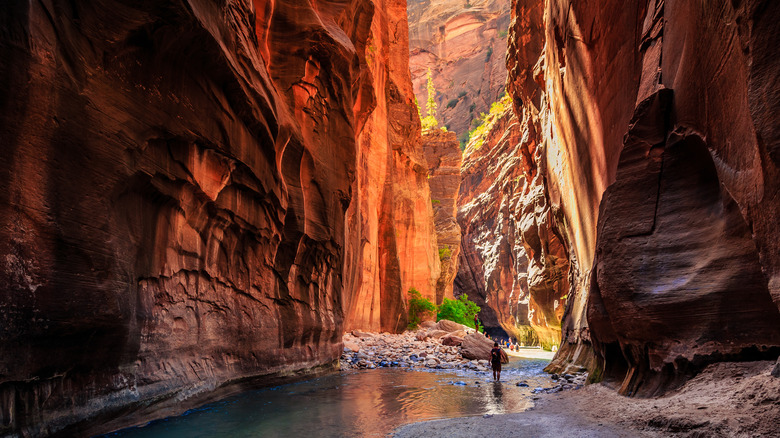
[408,0,511,138]
[506,0,780,390]
[0,0,437,435]
[422,130,463,303]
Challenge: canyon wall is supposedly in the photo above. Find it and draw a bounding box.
[422,130,462,303]
[507,0,780,392]
[0,0,436,436]
[344,0,441,333]
[408,0,510,142]
[456,106,568,347]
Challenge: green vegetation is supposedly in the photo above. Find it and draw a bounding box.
[407,289,482,331]
[431,199,441,205]
[468,103,476,113]
[437,294,481,329]
[498,29,508,39]
[421,68,440,132]
[446,99,458,109]
[457,131,469,150]
[457,90,467,99]
[485,46,493,62]
[407,287,437,329]
[467,94,512,150]
[438,245,451,260]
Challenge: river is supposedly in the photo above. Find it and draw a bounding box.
[100,356,554,438]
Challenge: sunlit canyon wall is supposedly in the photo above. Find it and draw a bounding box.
[0,0,438,436]
[408,0,511,140]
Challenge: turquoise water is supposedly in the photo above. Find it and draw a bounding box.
[101,357,552,438]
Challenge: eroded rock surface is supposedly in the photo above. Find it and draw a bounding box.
[506,0,780,391]
[0,0,437,435]
[455,105,568,348]
[343,0,441,333]
[408,0,511,139]
[422,130,463,303]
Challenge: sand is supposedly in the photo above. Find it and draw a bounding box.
[393,360,780,438]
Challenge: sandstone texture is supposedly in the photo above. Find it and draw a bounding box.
[408,0,511,140]
[505,0,780,393]
[455,106,568,348]
[422,130,463,303]
[343,0,441,333]
[0,0,438,436]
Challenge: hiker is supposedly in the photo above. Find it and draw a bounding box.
[491,342,502,381]
[473,314,480,332]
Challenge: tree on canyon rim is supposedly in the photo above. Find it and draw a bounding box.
[421,68,439,132]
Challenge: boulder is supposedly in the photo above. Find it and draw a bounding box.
[343,341,361,352]
[460,333,495,360]
[420,320,438,329]
[351,330,374,339]
[428,330,449,339]
[441,335,464,347]
[772,357,780,378]
[415,331,430,341]
[435,319,472,333]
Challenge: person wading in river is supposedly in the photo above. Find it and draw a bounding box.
[490,342,502,381]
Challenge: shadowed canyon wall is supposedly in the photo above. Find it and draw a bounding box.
[0,0,437,436]
[408,0,511,142]
[506,0,780,393]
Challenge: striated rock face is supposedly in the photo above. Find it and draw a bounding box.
[0,0,437,435]
[507,0,780,392]
[343,0,441,333]
[408,0,511,140]
[422,130,462,303]
[455,105,568,347]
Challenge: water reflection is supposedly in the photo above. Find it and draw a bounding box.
[102,358,551,438]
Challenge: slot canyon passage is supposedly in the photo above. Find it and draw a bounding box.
[1,0,780,437]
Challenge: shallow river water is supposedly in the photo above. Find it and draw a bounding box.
[101,357,553,438]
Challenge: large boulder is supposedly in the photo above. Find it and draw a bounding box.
[460,333,495,360]
[441,334,464,347]
[352,330,375,339]
[435,319,472,333]
[420,321,438,329]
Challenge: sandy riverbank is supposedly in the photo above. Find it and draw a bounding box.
[394,360,780,438]
[504,347,555,360]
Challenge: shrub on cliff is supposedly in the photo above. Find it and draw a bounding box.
[407,287,437,329]
[437,294,481,329]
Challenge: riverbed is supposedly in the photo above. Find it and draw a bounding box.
[100,356,555,438]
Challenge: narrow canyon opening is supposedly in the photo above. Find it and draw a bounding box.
[1,0,779,437]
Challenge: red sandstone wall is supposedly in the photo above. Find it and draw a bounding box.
[0,0,436,435]
[343,0,440,333]
[507,0,780,392]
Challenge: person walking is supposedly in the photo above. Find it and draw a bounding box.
[490,342,502,381]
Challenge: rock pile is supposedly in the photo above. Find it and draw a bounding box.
[340,321,495,371]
